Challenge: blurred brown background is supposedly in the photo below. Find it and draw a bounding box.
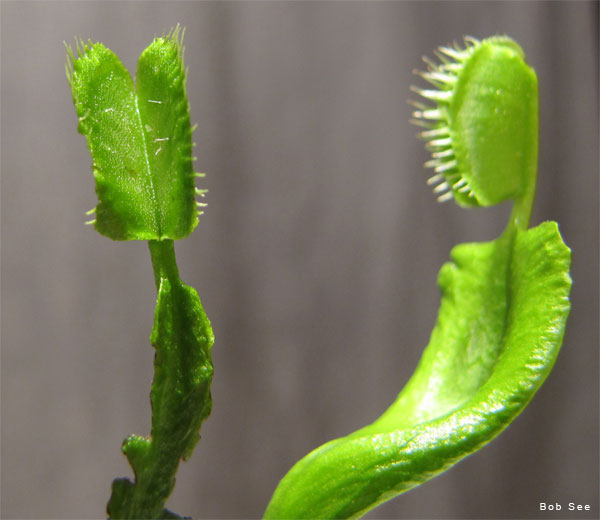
[1,1,598,519]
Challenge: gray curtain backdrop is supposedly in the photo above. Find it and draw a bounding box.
[1,1,598,519]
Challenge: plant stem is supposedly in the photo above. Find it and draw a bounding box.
[508,166,537,233]
[149,239,180,290]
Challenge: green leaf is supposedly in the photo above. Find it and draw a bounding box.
[107,240,214,519]
[264,35,570,519]
[66,27,198,240]
[264,221,571,519]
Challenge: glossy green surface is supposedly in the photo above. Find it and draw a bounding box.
[264,36,571,519]
[67,27,198,240]
[264,221,570,519]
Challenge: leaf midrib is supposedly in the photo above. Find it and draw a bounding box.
[133,93,162,237]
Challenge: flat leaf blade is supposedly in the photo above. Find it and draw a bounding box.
[107,275,214,519]
[149,278,214,458]
[264,222,571,519]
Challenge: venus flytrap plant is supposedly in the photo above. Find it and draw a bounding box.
[263,36,571,519]
[68,29,572,520]
[66,27,213,519]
